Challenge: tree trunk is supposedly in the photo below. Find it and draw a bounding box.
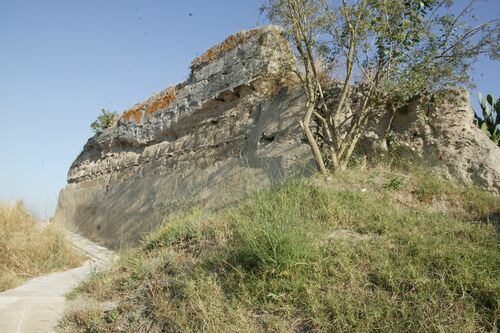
[301,102,328,175]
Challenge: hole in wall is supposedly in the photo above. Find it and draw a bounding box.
[260,132,276,143]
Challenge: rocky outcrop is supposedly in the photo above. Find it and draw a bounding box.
[358,89,500,192]
[393,91,500,191]
[55,26,500,249]
[54,27,313,248]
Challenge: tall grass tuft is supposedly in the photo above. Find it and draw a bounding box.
[60,167,500,332]
[0,202,85,291]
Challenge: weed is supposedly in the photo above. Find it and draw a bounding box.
[0,203,85,291]
[59,167,500,332]
[383,175,406,190]
[90,109,117,133]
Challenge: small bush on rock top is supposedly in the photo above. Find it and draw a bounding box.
[90,109,118,134]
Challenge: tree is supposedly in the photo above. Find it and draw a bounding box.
[91,109,118,134]
[261,0,499,174]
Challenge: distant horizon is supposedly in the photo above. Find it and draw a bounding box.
[0,0,498,218]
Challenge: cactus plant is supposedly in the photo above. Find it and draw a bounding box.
[475,92,500,146]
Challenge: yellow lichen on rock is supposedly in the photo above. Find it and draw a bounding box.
[191,28,261,69]
[122,107,143,122]
[121,89,177,122]
[147,92,176,114]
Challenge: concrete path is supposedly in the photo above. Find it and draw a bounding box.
[0,232,114,333]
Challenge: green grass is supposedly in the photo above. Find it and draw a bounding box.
[60,167,499,332]
[0,202,85,291]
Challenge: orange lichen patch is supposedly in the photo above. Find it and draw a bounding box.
[191,28,260,68]
[121,88,177,122]
[147,93,176,114]
[122,107,143,123]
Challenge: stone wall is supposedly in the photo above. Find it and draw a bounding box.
[391,90,500,191]
[79,26,294,152]
[55,26,500,249]
[54,26,313,248]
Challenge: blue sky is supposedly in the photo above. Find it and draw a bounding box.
[0,0,498,218]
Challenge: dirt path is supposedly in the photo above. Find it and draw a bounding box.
[0,232,114,333]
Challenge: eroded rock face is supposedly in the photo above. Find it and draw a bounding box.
[355,89,500,192]
[77,26,294,153]
[55,26,499,248]
[391,90,500,192]
[54,27,313,248]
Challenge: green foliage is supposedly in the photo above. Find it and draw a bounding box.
[386,130,403,152]
[60,168,500,332]
[90,109,117,134]
[475,92,500,145]
[365,0,498,106]
[383,175,406,190]
[261,0,499,172]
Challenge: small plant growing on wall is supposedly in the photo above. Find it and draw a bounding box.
[475,93,500,146]
[91,109,118,134]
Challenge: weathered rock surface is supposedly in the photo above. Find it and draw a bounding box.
[55,26,499,248]
[358,89,500,192]
[55,27,313,248]
[394,90,500,192]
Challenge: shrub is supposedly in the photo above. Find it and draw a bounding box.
[383,175,406,190]
[261,0,499,174]
[90,109,117,134]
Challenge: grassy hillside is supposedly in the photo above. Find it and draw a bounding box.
[0,202,85,291]
[60,166,499,332]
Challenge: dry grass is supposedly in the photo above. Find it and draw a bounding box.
[0,202,85,291]
[60,165,499,333]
